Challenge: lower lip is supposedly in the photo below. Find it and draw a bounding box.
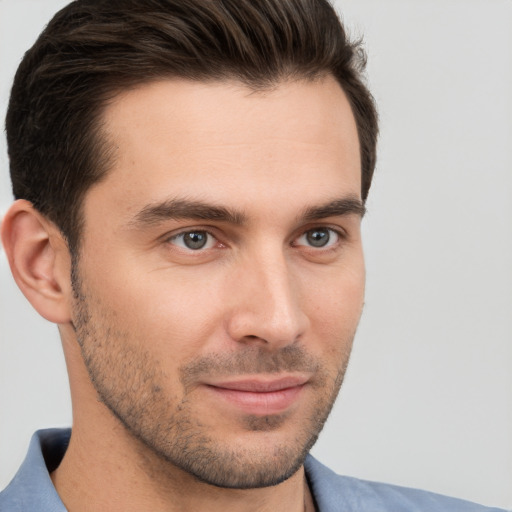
[205,385,304,415]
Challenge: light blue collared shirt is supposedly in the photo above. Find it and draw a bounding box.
[0,429,507,512]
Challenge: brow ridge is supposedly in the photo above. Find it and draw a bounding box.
[301,196,366,221]
[130,195,365,229]
[131,198,247,227]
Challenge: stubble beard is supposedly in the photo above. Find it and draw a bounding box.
[70,263,354,489]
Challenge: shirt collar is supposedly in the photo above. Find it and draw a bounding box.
[2,428,332,511]
[1,429,69,511]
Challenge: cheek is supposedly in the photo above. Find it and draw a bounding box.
[302,262,365,345]
[80,237,365,363]
[82,258,227,358]
[307,253,365,312]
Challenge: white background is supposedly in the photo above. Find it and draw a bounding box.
[1,0,511,509]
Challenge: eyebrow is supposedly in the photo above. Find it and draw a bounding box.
[129,195,365,229]
[130,198,247,227]
[301,196,366,221]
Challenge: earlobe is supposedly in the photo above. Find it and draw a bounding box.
[1,200,73,324]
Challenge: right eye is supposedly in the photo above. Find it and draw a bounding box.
[167,230,217,251]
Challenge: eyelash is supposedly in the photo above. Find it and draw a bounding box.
[165,226,345,252]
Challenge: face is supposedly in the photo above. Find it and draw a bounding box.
[71,76,364,488]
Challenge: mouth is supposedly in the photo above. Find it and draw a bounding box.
[204,376,308,415]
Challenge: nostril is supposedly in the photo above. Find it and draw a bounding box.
[239,334,268,345]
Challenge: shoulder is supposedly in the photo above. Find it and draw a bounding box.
[304,455,509,512]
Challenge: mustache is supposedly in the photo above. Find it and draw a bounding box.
[179,344,321,390]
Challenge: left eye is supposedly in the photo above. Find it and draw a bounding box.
[295,228,339,248]
[168,230,217,250]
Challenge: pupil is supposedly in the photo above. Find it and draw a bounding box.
[184,232,207,250]
[307,229,329,247]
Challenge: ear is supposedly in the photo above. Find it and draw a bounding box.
[1,200,73,324]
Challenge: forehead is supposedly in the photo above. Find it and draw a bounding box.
[104,76,358,138]
[87,77,361,223]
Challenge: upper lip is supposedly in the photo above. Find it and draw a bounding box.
[206,376,309,393]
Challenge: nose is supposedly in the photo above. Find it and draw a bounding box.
[225,250,310,348]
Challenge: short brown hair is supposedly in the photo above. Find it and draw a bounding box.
[6,0,378,252]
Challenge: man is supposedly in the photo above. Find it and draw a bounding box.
[0,1,506,511]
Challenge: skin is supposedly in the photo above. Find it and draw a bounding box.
[2,76,364,512]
